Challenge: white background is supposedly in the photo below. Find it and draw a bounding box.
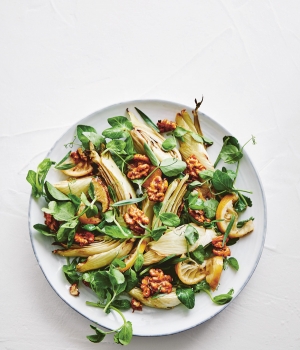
[1,1,299,349]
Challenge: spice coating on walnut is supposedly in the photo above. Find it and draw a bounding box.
[140,269,173,298]
[131,298,143,311]
[74,231,95,246]
[147,176,168,202]
[123,205,150,234]
[184,154,206,180]
[44,213,60,232]
[157,119,177,133]
[212,235,231,257]
[188,208,211,223]
[127,154,151,180]
[69,283,80,296]
[70,148,88,163]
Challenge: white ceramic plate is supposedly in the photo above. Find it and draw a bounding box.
[28,99,267,337]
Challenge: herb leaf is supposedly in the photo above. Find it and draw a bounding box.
[135,107,160,133]
[176,287,195,309]
[160,158,187,177]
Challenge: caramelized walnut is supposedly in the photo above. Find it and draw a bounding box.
[127,154,151,180]
[188,208,211,223]
[157,119,177,133]
[140,269,173,298]
[123,205,150,234]
[184,154,206,180]
[211,235,231,257]
[44,213,60,232]
[147,176,168,202]
[70,148,88,163]
[131,298,143,312]
[69,283,80,296]
[74,231,95,246]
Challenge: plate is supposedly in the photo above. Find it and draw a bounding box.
[28,99,267,337]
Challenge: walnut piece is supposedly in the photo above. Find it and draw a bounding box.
[211,235,231,257]
[74,231,95,246]
[157,119,177,133]
[147,176,168,202]
[127,154,151,180]
[123,205,150,234]
[131,298,143,312]
[140,269,173,298]
[188,208,211,223]
[184,154,206,180]
[70,148,88,163]
[69,283,80,296]
[44,213,60,232]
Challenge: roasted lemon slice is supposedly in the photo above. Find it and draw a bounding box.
[175,256,206,285]
[216,193,254,238]
[205,256,223,291]
[216,193,239,233]
[92,177,110,212]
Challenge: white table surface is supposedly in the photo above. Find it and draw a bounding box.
[1,1,299,349]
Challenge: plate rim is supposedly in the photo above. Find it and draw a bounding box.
[28,98,267,337]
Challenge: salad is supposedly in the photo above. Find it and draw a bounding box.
[27,99,255,346]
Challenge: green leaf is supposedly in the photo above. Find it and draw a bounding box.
[160,158,187,177]
[124,269,138,292]
[111,299,131,310]
[153,202,163,217]
[124,136,135,155]
[102,127,128,139]
[188,191,204,210]
[106,140,127,154]
[176,287,195,309]
[114,321,133,346]
[212,289,234,305]
[211,170,234,193]
[104,225,133,239]
[104,210,115,223]
[107,116,133,130]
[223,136,240,149]
[134,253,144,271]
[87,325,106,343]
[220,145,243,164]
[191,132,204,143]
[82,131,105,150]
[203,199,219,219]
[109,268,125,285]
[63,259,80,284]
[184,224,199,245]
[223,215,236,246]
[81,224,97,231]
[159,213,180,227]
[151,226,167,241]
[33,224,56,237]
[26,170,39,197]
[144,143,159,166]
[56,220,78,243]
[26,158,54,197]
[237,216,254,228]
[162,136,176,151]
[112,195,146,207]
[190,245,205,264]
[199,169,214,180]
[227,257,239,271]
[174,126,189,138]
[77,125,97,149]
[135,107,160,132]
[45,181,70,201]
[68,193,81,208]
[194,279,210,293]
[52,202,76,221]
[54,151,76,170]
